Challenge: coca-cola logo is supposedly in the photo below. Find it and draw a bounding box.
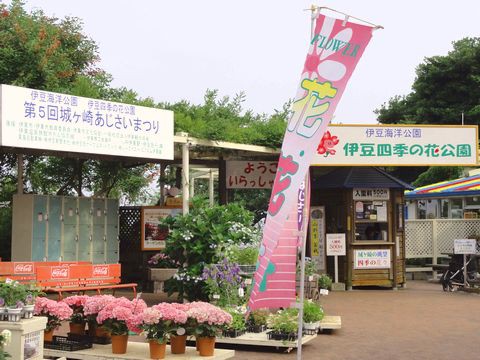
[51,267,69,279]
[93,265,109,277]
[14,263,34,274]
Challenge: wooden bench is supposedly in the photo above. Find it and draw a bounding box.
[0,261,90,284]
[405,266,433,280]
[426,264,449,272]
[35,263,137,300]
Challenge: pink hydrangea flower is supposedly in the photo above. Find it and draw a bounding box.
[34,297,73,320]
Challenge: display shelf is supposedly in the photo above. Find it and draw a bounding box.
[215,331,316,348]
[43,342,234,360]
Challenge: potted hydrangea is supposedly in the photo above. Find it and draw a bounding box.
[134,303,188,359]
[83,294,116,339]
[95,297,147,354]
[33,297,73,341]
[186,302,232,356]
[62,295,89,335]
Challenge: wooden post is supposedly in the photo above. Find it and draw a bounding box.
[209,169,214,206]
[432,219,438,280]
[189,176,195,198]
[218,156,227,205]
[159,163,165,206]
[182,143,190,215]
[391,192,397,289]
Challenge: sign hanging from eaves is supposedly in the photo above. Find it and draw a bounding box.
[311,124,478,166]
[0,84,174,160]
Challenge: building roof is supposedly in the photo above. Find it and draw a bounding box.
[405,174,480,199]
[312,167,413,190]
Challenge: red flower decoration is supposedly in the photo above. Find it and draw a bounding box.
[317,131,339,156]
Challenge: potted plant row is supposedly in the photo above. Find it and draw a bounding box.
[246,309,268,333]
[0,281,42,322]
[33,295,233,359]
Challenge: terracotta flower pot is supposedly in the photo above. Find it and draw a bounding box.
[111,334,129,354]
[95,326,111,338]
[197,336,215,356]
[87,321,97,336]
[170,334,187,354]
[149,340,166,359]
[44,329,54,342]
[69,322,86,335]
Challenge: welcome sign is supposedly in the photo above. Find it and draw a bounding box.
[248,12,376,310]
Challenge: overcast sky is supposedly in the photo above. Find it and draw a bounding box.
[14,0,480,124]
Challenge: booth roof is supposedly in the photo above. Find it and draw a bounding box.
[312,167,413,190]
[405,174,480,199]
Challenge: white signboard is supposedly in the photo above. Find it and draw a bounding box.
[326,233,346,256]
[226,161,277,189]
[353,188,390,200]
[0,84,174,160]
[311,125,478,166]
[354,249,391,269]
[453,239,477,254]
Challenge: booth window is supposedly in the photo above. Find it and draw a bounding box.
[354,200,388,241]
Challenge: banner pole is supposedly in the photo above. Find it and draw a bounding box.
[296,221,307,360]
[296,8,317,358]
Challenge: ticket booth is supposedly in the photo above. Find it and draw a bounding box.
[308,166,413,289]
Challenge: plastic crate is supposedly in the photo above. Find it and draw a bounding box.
[222,329,246,338]
[44,335,93,351]
[266,331,298,341]
[68,332,111,345]
[246,324,267,333]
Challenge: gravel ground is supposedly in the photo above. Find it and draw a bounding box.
[55,280,480,359]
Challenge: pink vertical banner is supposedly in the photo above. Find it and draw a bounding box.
[248,13,375,310]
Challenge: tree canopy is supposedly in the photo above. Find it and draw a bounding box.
[0,1,288,206]
[375,37,480,187]
[375,37,480,126]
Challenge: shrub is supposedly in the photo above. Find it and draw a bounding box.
[303,300,324,323]
[317,274,332,290]
[163,198,256,301]
[267,308,298,334]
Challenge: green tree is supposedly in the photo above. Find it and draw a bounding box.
[375,37,480,126]
[375,37,480,186]
[0,0,99,92]
[412,166,463,188]
[166,89,288,148]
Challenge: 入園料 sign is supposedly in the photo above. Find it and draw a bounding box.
[326,233,346,256]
